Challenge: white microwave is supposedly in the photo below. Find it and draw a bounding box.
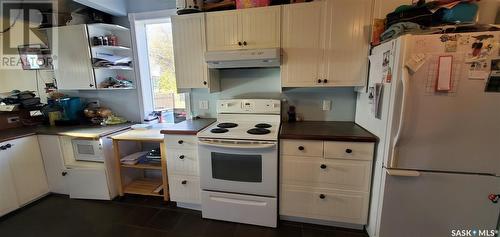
[72,139,104,162]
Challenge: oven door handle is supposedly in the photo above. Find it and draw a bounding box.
[198,140,277,149]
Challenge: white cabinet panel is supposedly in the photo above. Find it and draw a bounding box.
[172,13,212,90]
[0,148,19,216]
[167,149,198,176]
[281,1,324,87]
[206,10,241,51]
[240,6,281,49]
[281,185,368,225]
[321,0,373,86]
[38,135,68,194]
[165,135,198,149]
[6,136,49,206]
[66,167,111,200]
[50,25,95,90]
[169,175,201,204]
[281,139,323,157]
[323,141,374,161]
[282,156,372,192]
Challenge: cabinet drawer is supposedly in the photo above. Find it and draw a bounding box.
[281,140,323,157]
[324,142,374,161]
[282,156,371,192]
[280,185,368,224]
[169,175,201,204]
[167,149,198,176]
[165,135,197,150]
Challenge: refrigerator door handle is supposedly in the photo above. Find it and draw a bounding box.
[390,67,410,168]
[386,169,421,177]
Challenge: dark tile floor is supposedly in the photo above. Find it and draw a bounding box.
[0,194,368,237]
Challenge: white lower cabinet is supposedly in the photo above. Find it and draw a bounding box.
[0,136,49,217]
[169,175,201,204]
[66,167,111,200]
[165,135,201,206]
[280,139,374,226]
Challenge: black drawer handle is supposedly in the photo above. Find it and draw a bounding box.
[243,41,247,46]
[62,171,68,176]
[320,164,327,169]
[345,149,353,154]
[179,155,185,160]
[298,146,304,151]
[178,140,184,144]
[319,194,326,199]
[181,180,187,185]
[317,79,322,83]
[323,79,328,83]
[238,41,242,46]
[203,81,207,85]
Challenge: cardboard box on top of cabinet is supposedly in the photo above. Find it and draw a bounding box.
[236,0,270,8]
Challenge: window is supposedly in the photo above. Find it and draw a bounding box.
[130,10,189,123]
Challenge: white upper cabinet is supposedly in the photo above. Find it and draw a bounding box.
[321,0,373,86]
[50,25,96,90]
[281,1,324,87]
[281,0,373,87]
[206,6,281,51]
[172,13,219,92]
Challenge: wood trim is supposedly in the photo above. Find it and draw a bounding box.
[160,141,170,201]
[112,139,124,196]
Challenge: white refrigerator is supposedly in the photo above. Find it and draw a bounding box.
[356,32,500,237]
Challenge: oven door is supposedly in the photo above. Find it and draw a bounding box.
[198,138,277,197]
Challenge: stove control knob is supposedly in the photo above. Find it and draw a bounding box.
[298,146,304,151]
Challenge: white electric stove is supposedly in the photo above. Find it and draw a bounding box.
[197,99,281,228]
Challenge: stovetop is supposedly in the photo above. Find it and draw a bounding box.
[197,120,281,141]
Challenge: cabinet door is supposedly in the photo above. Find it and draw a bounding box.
[281,2,325,87]
[66,168,111,200]
[321,0,373,86]
[172,13,210,89]
[38,135,68,194]
[7,136,49,206]
[0,148,19,216]
[239,6,281,49]
[50,25,95,90]
[206,10,241,51]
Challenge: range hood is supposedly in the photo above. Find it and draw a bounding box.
[205,48,280,69]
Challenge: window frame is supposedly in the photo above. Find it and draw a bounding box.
[128,10,190,122]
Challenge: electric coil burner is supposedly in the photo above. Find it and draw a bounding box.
[247,128,271,135]
[217,122,238,128]
[255,123,272,128]
[210,128,229,133]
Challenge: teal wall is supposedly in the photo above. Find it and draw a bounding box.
[191,68,357,121]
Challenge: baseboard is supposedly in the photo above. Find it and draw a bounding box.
[176,202,201,211]
[280,215,364,230]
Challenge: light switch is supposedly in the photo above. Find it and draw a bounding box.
[322,100,332,111]
[199,100,209,110]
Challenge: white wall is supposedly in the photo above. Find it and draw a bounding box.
[73,0,127,16]
[127,0,176,13]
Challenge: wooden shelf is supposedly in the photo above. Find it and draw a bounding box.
[92,45,131,51]
[94,66,133,70]
[123,178,164,197]
[121,162,162,170]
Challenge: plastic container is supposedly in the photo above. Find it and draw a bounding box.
[236,0,270,9]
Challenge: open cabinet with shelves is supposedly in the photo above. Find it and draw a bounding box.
[47,23,136,90]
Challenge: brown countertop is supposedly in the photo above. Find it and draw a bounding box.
[160,118,216,135]
[280,121,378,142]
[0,123,133,143]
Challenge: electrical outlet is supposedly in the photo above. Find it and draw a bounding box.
[322,100,332,111]
[199,100,209,110]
